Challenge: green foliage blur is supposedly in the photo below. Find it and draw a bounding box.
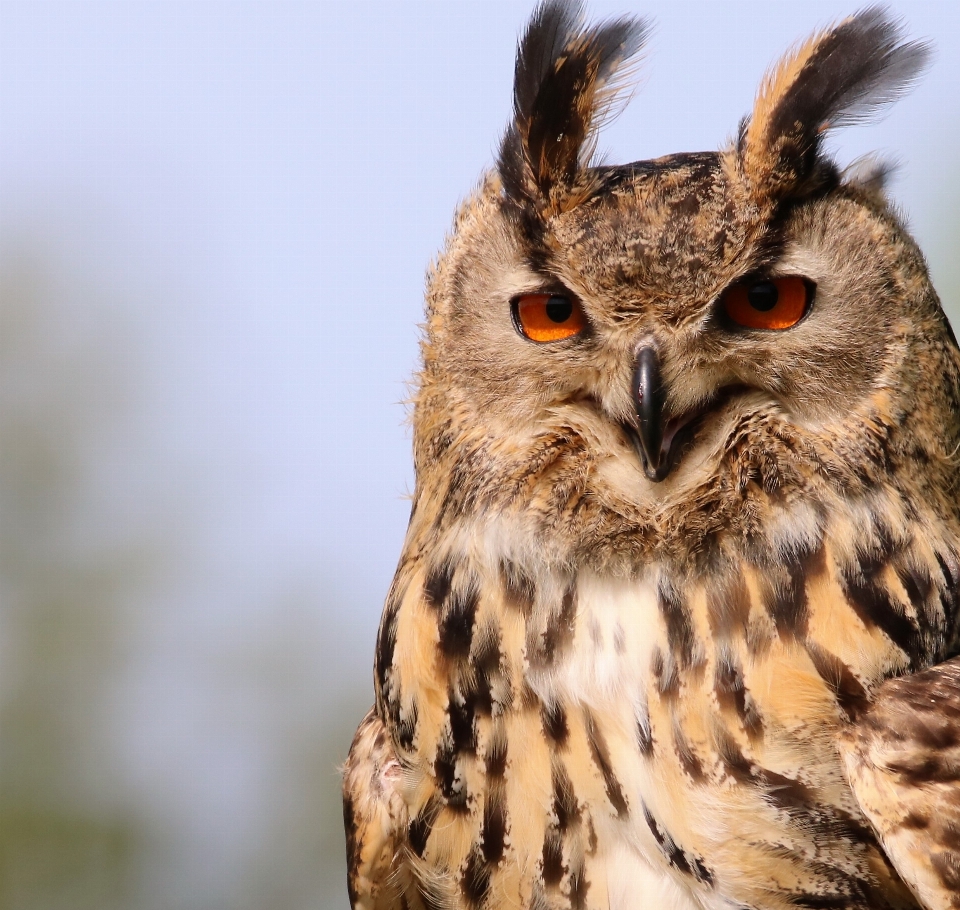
[0,246,367,909]
[0,250,141,910]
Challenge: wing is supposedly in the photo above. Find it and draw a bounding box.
[342,707,409,910]
[839,656,960,910]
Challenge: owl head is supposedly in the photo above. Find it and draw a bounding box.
[412,1,957,567]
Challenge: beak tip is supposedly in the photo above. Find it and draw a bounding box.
[625,423,670,483]
[642,453,672,483]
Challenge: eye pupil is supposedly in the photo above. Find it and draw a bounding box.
[545,296,573,323]
[747,281,779,312]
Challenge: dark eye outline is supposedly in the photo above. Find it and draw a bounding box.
[510,290,590,344]
[715,275,816,332]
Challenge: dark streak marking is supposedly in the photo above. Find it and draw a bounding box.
[804,641,869,719]
[787,899,849,909]
[673,724,705,782]
[757,766,818,816]
[937,550,959,598]
[472,623,503,712]
[659,577,696,669]
[486,724,508,778]
[896,560,933,613]
[841,554,922,662]
[473,622,501,667]
[767,542,823,638]
[584,710,629,818]
[434,742,468,812]
[706,572,751,637]
[439,585,479,659]
[541,701,569,746]
[613,622,626,654]
[690,854,714,885]
[540,584,578,664]
[636,706,653,756]
[448,689,477,754]
[395,700,418,752]
[424,561,455,610]
[343,793,361,908]
[481,785,507,864]
[375,587,402,697]
[901,812,930,831]
[501,560,536,617]
[643,804,692,879]
[667,846,692,877]
[408,796,442,858]
[542,826,564,887]
[460,672,493,720]
[935,552,960,657]
[714,728,859,842]
[652,647,680,699]
[520,681,540,711]
[936,552,960,648]
[461,844,491,908]
[552,758,580,832]
[585,816,598,855]
[932,850,960,891]
[569,857,590,910]
[713,648,763,738]
[714,727,754,783]
[715,649,748,722]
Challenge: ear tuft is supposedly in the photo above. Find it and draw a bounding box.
[735,7,929,204]
[498,0,650,212]
[843,154,898,198]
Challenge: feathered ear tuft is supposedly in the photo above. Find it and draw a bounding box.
[498,0,649,213]
[735,7,929,204]
[843,154,899,198]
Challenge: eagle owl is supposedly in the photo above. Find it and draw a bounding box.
[342,3,960,909]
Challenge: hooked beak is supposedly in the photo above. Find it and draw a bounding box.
[629,345,736,482]
[632,345,670,482]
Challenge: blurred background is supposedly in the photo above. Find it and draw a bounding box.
[0,2,957,908]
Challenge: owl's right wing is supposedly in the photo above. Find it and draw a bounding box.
[839,656,960,910]
[342,707,409,910]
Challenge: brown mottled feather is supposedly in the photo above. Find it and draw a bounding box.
[342,709,409,910]
[841,658,960,910]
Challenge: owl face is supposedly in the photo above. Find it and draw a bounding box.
[415,3,953,539]
[432,161,924,484]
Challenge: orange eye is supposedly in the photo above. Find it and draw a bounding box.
[721,276,812,330]
[513,293,586,342]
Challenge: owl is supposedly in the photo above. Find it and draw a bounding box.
[342,3,960,909]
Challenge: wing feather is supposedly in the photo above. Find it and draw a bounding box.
[840,657,960,910]
[342,708,409,910]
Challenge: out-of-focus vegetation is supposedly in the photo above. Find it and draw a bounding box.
[0,249,144,910]
[0,245,366,908]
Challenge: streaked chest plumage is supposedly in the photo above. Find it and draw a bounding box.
[373,488,959,910]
